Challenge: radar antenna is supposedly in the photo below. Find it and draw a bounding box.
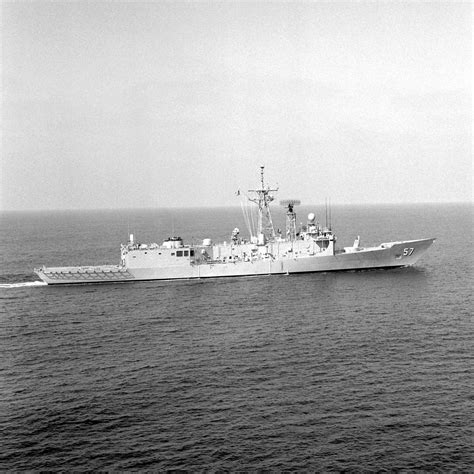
[280,199,301,241]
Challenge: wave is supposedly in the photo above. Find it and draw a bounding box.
[0,281,47,289]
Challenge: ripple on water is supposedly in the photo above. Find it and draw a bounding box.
[1,205,473,470]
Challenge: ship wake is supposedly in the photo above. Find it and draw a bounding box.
[0,281,47,289]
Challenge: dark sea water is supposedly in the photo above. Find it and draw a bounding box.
[1,204,472,471]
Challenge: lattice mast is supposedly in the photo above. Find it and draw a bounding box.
[248,166,278,242]
[280,199,301,241]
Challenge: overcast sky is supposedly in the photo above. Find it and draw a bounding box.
[1,1,471,210]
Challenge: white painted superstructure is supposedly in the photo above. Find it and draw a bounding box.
[35,167,435,285]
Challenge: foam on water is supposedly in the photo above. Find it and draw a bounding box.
[0,281,47,289]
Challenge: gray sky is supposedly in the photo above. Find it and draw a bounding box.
[1,1,472,210]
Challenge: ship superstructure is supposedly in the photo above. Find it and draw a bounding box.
[35,167,435,285]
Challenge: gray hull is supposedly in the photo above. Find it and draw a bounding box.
[35,238,435,285]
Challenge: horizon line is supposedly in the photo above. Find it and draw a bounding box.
[1,200,472,213]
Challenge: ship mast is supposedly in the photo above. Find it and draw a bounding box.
[280,199,301,241]
[248,166,278,242]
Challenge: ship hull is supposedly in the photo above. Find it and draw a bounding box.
[35,238,435,285]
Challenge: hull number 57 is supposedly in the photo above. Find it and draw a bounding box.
[403,248,415,256]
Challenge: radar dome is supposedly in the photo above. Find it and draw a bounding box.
[307,213,316,223]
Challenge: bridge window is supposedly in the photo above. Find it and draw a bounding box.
[184,250,189,257]
[177,250,183,257]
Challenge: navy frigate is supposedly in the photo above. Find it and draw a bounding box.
[35,167,435,285]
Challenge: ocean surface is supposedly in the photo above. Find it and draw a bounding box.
[1,203,472,471]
